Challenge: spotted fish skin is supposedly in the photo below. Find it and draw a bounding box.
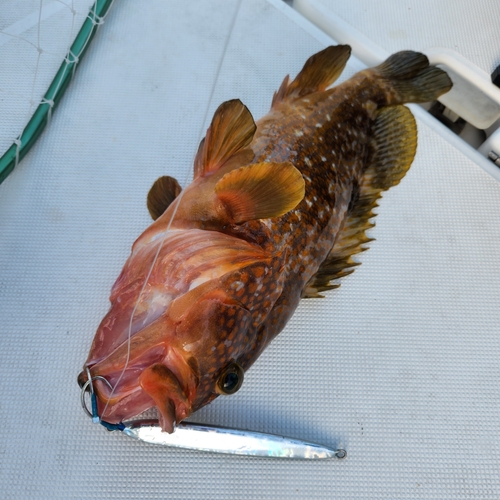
[79,47,452,432]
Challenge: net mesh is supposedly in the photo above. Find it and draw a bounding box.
[0,0,113,182]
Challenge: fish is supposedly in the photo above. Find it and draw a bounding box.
[78,46,452,433]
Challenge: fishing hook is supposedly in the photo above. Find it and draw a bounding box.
[80,368,125,431]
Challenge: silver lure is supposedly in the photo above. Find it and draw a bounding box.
[122,420,347,460]
[81,368,346,459]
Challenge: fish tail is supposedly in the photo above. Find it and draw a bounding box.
[375,51,452,103]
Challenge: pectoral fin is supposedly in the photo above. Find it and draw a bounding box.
[215,161,305,223]
[303,105,416,297]
[147,175,182,220]
[194,99,256,179]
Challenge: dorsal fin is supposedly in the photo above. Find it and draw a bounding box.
[302,105,416,297]
[194,99,256,179]
[272,45,351,108]
[147,175,182,220]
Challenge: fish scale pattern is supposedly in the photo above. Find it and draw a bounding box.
[1,0,500,499]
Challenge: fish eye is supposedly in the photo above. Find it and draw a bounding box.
[216,362,244,395]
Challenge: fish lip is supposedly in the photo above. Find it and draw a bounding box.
[159,375,193,433]
[158,398,177,434]
[138,362,194,433]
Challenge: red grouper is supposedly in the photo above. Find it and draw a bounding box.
[79,46,452,433]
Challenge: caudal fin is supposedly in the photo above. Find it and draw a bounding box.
[375,51,452,103]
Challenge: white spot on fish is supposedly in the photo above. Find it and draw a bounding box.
[295,130,304,137]
[303,98,310,103]
[321,156,326,162]
[301,114,306,119]
[306,199,313,207]
[304,157,312,167]
[303,174,311,182]
[319,136,323,142]
[326,114,331,121]
[231,281,244,291]
[261,219,274,230]
[315,123,322,128]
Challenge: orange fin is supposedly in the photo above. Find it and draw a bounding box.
[194,99,256,179]
[215,161,305,224]
[303,105,416,298]
[193,137,205,179]
[147,175,182,220]
[272,45,351,107]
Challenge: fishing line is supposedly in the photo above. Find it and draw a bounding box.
[99,0,244,419]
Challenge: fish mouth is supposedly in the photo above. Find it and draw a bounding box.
[78,355,195,434]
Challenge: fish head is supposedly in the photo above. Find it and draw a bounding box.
[156,284,253,428]
[77,312,199,433]
[79,253,255,433]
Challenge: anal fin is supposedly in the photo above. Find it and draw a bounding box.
[303,105,417,298]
